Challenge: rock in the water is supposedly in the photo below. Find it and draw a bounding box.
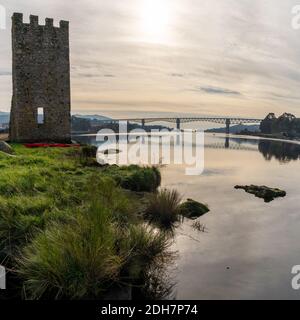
[180,198,210,219]
[0,141,13,154]
[234,185,286,202]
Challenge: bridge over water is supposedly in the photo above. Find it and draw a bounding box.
[100,116,262,134]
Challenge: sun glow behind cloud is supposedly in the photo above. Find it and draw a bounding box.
[139,0,172,44]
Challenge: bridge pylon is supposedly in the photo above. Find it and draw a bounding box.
[176,118,181,130]
[226,119,231,134]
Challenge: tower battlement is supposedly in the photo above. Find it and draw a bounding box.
[9,12,71,143]
[12,13,69,30]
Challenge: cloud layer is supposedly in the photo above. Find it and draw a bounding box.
[0,0,300,118]
[199,86,241,96]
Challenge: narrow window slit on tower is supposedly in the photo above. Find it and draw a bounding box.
[37,107,44,124]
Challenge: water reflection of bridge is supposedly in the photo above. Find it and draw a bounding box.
[205,137,257,151]
[74,133,257,151]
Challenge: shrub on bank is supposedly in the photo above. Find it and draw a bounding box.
[105,165,161,192]
[78,145,99,166]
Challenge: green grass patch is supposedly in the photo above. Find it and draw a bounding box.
[0,144,173,300]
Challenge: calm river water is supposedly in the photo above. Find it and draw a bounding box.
[74,133,300,300]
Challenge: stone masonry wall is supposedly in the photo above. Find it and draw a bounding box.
[9,13,71,143]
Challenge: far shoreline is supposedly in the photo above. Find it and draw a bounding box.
[233,131,300,143]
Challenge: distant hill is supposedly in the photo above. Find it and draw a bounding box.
[73,114,112,121]
[0,111,10,125]
[206,124,260,134]
[0,112,112,124]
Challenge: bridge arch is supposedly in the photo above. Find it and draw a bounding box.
[112,116,262,133]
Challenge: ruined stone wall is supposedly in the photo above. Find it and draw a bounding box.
[9,13,71,143]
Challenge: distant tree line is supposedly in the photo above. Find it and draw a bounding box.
[260,113,300,138]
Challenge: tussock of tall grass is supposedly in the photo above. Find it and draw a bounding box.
[119,224,173,281]
[17,179,173,300]
[121,224,175,300]
[144,189,182,229]
[17,204,122,299]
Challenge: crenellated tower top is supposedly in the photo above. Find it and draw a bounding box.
[12,12,69,30]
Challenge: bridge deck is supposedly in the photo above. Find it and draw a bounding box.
[99,117,262,125]
[97,117,262,134]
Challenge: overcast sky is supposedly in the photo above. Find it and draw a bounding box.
[0,0,300,118]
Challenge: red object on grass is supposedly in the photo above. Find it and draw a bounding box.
[24,143,81,148]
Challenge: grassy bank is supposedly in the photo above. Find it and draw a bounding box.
[0,145,173,299]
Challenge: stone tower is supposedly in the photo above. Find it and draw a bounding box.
[9,13,71,143]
